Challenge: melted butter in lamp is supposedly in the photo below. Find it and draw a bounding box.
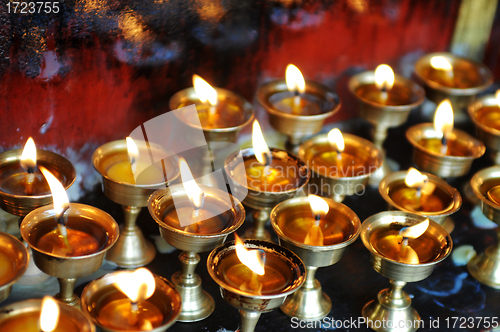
[0,170,50,196]
[97,298,163,331]
[280,212,352,246]
[389,182,452,212]
[163,200,233,234]
[0,312,78,332]
[355,83,414,106]
[270,92,322,115]
[219,250,292,295]
[178,100,246,129]
[422,65,483,89]
[34,216,107,257]
[106,160,164,185]
[369,226,442,264]
[417,137,470,156]
[310,150,366,178]
[476,106,500,131]
[244,158,300,192]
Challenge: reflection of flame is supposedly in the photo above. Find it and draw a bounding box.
[252,120,272,166]
[286,64,306,94]
[40,296,60,332]
[193,74,218,106]
[114,268,156,303]
[327,128,345,153]
[39,166,69,220]
[434,99,454,137]
[119,13,145,42]
[235,234,265,275]
[308,194,329,216]
[374,64,395,91]
[20,137,37,171]
[400,218,429,239]
[496,90,500,107]
[430,56,453,71]
[179,158,204,210]
[405,167,427,189]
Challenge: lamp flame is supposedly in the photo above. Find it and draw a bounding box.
[235,234,265,276]
[404,167,428,189]
[114,268,156,303]
[20,137,37,171]
[126,137,139,173]
[434,99,454,137]
[430,56,453,72]
[193,74,218,106]
[179,158,204,210]
[285,64,306,94]
[496,90,500,107]
[374,64,395,91]
[308,194,329,217]
[39,166,70,220]
[40,296,59,332]
[400,218,429,239]
[327,128,345,153]
[252,120,272,166]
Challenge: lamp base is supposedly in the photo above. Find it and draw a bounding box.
[172,271,215,322]
[467,244,500,289]
[243,209,272,241]
[280,279,331,321]
[362,280,421,332]
[105,223,156,268]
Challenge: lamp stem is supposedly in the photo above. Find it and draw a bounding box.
[238,310,261,332]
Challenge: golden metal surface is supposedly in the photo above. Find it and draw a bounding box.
[379,171,462,224]
[270,196,360,321]
[360,211,452,332]
[299,133,383,202]
[406,123,485,178]
[169,87,254,143]
[0,299,95,332]
[224,148,310,240]
[81,273,181,332]
[0,232,28,303]
[148,185,245,322]
[20,203,119,308]
[0,149,76,217]
[207,239,306,332]
[468,94,500,165]
[468,166,500,288]
[257,79,340,153]
[93,139,180,268]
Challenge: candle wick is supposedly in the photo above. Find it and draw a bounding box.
[336,149,342,161]
[27,166,35,174]
[314,214,321,226]
[57,205,70,226]
[440,134,448,155]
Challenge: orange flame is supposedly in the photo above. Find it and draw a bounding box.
[374,64,395,91]
[285,64,306,94]
[20,137,37,171]
[433,99,454,137]
[193,74,218,106]
[39,166,69,219]
[235,234,265,275]
[327,128,345,153]
[252,120,272,166]
[40,296,59,332]
[114,268,156,303]
[179,158,204,210]
[308,194,329,216]
[430,56,453,72]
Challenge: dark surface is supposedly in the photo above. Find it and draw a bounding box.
[71,93,500,331]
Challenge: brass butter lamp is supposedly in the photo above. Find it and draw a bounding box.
[414,52,492,122]
[257,64,340,153]
[349,65,425,186]
[93,139,180,268]
[468,166,500,288]
[270,195,361,320]
[148,181,245,322]
[0,232,28,303]
[361,211,452,332]
[207,239,306,332]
